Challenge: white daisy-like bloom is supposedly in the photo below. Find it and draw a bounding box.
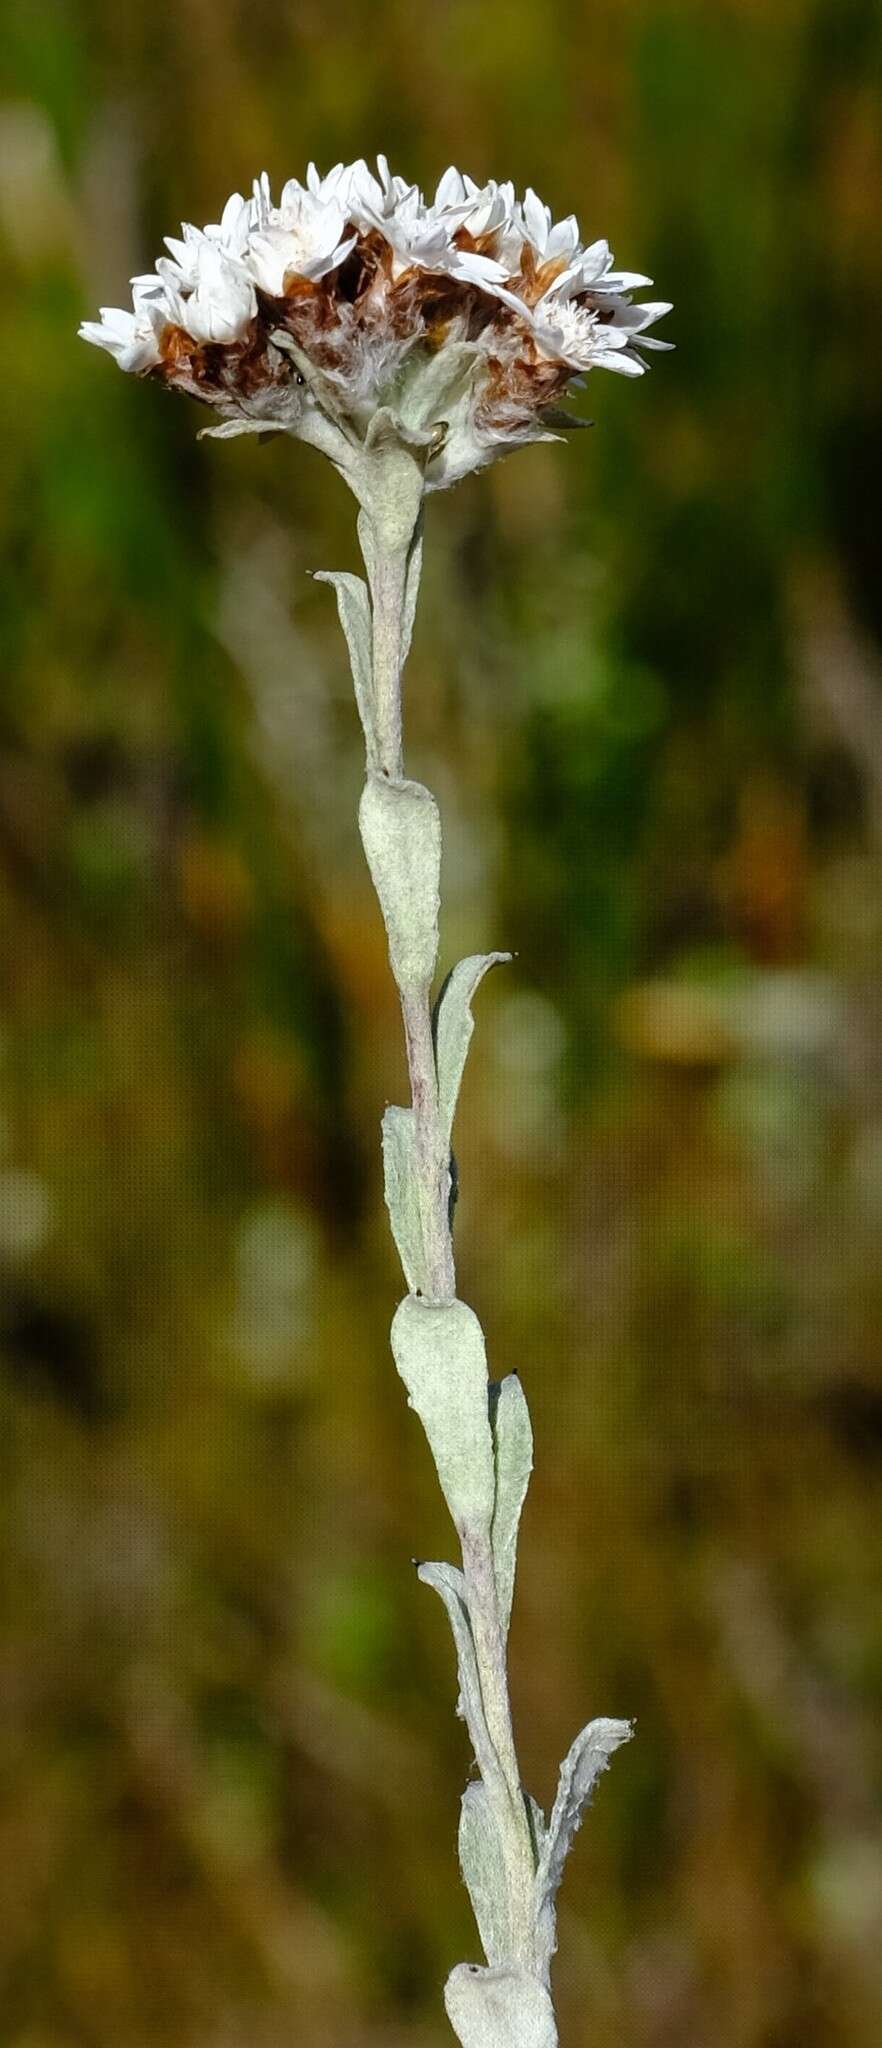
[247,171,356,294]
[530,288,674,378]
[80,159,671,491]
[79,278,168,372]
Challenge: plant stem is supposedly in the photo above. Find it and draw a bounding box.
[400,984,456,1303]
[362,519,538,1975]
[460,1526,537,1962]
[370,543,407,778]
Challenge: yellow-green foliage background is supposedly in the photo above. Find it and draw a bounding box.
[1,4,881,2044]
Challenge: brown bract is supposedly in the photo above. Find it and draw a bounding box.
[147,227,578,441]
[509,240,572,307]
[476,347,570,436]
[154,317,292,409]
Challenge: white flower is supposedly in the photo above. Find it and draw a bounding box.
[185,240,256,342]
[531,288,673,376]
[519,186,581,267]
[145,219,257,343]
[536,237,653,303]
[78,281,165,371]
[346,155,457,279]
[204,190,254,260]
[346,153,414,227]
[433,169,521,270]
[247,173,355,293]
[79,159,671,485]
[163,191,253,275]
[305,160,353,206]
[149,235,255,344]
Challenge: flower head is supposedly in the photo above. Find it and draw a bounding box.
[80,160,671,492]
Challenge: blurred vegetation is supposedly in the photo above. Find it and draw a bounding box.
[1,2,882,2044]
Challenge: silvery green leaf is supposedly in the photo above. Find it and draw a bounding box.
[198,418,272,439]
[416,1562,502,1799]
[538,406,594,431]
[358,411,426,551]
[488,1374,533,1639]
[444,1963,558,2048]
[434,953,511,1150]
[313,569,377,766]
[364,402,434,452]
[458,1781,511,1966]
[395,342,479,434]
[267,330,354,431]
[400,523,423,672]
[381,1105,426,1294]
[533,1716,633,1980]
[356,506,377,588]
[359,774,441,991]
[392,1298,495,1536]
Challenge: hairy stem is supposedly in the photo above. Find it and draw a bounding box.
[400,984,456,1302]
[360,517,538,1977]
[370,545,407,779]
[460,1526,537,1961]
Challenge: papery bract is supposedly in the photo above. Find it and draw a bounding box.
[80,158,671,491]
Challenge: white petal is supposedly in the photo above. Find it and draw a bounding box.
[435,165,467,208]
[598,350,645,375]
[252,172,272,228]
[279,176,307,215]
[625,299,672,329]
[451,248,510,286]
[79,306,161,372]
[522,186,551,249]
[185,243,255,342]
[608,269,653,290]
[545,221,580,262]
[577,236,611,279]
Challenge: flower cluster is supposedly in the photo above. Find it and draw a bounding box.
[80,159,671,490]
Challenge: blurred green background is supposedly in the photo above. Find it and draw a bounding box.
[1,3,882,2044]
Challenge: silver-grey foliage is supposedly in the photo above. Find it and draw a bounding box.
[80,154,670,2048]
[320,442,632,2045]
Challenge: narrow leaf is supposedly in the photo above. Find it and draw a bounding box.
[458,1781,511,1966]
[198,418,272,439]
[400,523,423,672]
[539,406,594,431]
[381,1105,426,1295]
[314,570,377,765]
[533,1716,633,1979]
[434,953,512,1149]
[417,1562,502,1800]
[364,402,433,452]
[359,774,441,991]
[395,341,478,433]
[488,1375,533,1638]
[445,1963,558,2048]
[392,1298,495,1536]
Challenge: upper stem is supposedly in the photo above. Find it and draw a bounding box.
[401,984,456,1303]
[370,546,407,779]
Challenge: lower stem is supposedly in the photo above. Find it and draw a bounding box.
[400,953,535,1963]
[461,1528,537,1962]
